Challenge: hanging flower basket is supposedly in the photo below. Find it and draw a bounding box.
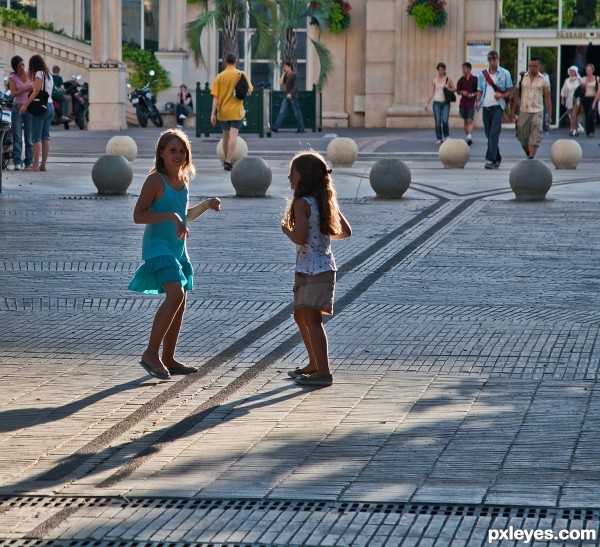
[309,0,352,35]
[407,0,447,29]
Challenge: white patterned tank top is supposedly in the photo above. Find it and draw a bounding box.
[295,196,337,274]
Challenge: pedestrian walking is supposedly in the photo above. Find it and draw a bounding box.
[560,66,582,136]
[476,50,514,169]
[281,151,352,387]
[129,129,221,380]
[20,54,54,172]
[511,56,552,159]
[272,61,305,133]
[581,63,598,137]
[7,55,33,171]
[210,53,253,171]
[425,62,455,144]
[456,61,478,145]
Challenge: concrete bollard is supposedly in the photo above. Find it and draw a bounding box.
[509,159,553,201]
[550,139,582,169]
[327,137,359,167]
[230,157,272,197]
[217,137,248,166]
[439,138,470,168]
[106,135,138,162]
[369,158,412,199]
[91,155,133,196]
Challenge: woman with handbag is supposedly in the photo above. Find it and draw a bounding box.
[561,66,583,136]
[20,55,54,172]
[425,62,455,144]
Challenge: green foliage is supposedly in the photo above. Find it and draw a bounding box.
[406,0,447,29]
[0,6,58,33]
[309,0,351,35]
[500,0,559,29]
[122,43,171,94]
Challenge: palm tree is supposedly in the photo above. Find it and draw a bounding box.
[186,0,276,67]
[186,0,336,88]
[276,0,334,87]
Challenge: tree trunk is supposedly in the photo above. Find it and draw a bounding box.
[283,27,298,70]
[222,12,239,64]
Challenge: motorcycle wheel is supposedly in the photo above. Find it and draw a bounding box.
[150,108,163,128]
[136,105,148,128]
[76,115,85,130]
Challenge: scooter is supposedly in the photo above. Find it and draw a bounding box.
[127,70,163,128]
[65,75,89,130]
[0,82,12,170]
[51,75,89,130]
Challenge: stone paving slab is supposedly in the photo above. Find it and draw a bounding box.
[2,129,600,545]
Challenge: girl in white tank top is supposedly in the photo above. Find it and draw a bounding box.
[281,151,352,387]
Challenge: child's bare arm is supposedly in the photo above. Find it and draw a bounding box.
[282,199,310,245]
[331,212,352,240]
[187,198,221,221]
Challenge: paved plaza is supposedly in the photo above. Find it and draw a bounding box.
[1,125,600,546]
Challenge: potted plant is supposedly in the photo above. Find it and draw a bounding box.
[407,0,447,29]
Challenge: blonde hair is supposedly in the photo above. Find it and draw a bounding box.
[151,129,196,183]
[282,150,342,235]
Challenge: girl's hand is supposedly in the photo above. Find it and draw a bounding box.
[173,213,189,240]
[208,197,221,212]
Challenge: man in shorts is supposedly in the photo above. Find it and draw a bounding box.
[511,56,552,159]
[210,53,253,171]
[456,62,478,145]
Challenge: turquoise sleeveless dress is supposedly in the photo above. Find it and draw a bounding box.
[128,173,194,294]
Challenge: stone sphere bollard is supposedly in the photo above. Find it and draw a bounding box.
[369,158,412,199]
[230,157,272,197]
[106,135,137,162]
[91,155,134,196]
[217,137,248,165]
[550,139,582,169]
[509,159,553,201]
[439,138,470,168]
[327,137,359,167]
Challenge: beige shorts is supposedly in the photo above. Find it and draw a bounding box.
[517,111,543,147]
[293,270,336,315]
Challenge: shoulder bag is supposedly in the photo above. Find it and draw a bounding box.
[27,73,49,116]
[443,77,456,103]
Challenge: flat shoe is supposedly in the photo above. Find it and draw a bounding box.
[167,364,199,375]
[139,360,171,380]
[287,368,317,379]
[294,373,333,387]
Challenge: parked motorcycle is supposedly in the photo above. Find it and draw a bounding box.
[127,70,163,128]
[0,83,12,170]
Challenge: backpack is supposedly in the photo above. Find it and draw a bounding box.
[233,72,249,100]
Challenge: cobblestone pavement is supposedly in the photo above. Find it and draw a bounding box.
[1,128,600,546]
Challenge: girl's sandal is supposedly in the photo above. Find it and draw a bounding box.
[287,367,317,378]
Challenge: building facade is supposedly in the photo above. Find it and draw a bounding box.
[6,0,600,130]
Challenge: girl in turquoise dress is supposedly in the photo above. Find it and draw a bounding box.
[129,129,220,380]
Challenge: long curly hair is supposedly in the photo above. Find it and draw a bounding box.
[28,55,49,80]
[151,129,196,184]
[282,150,342,235]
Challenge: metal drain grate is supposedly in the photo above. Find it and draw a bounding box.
[2,495,600,520]
[0,541,265,547]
